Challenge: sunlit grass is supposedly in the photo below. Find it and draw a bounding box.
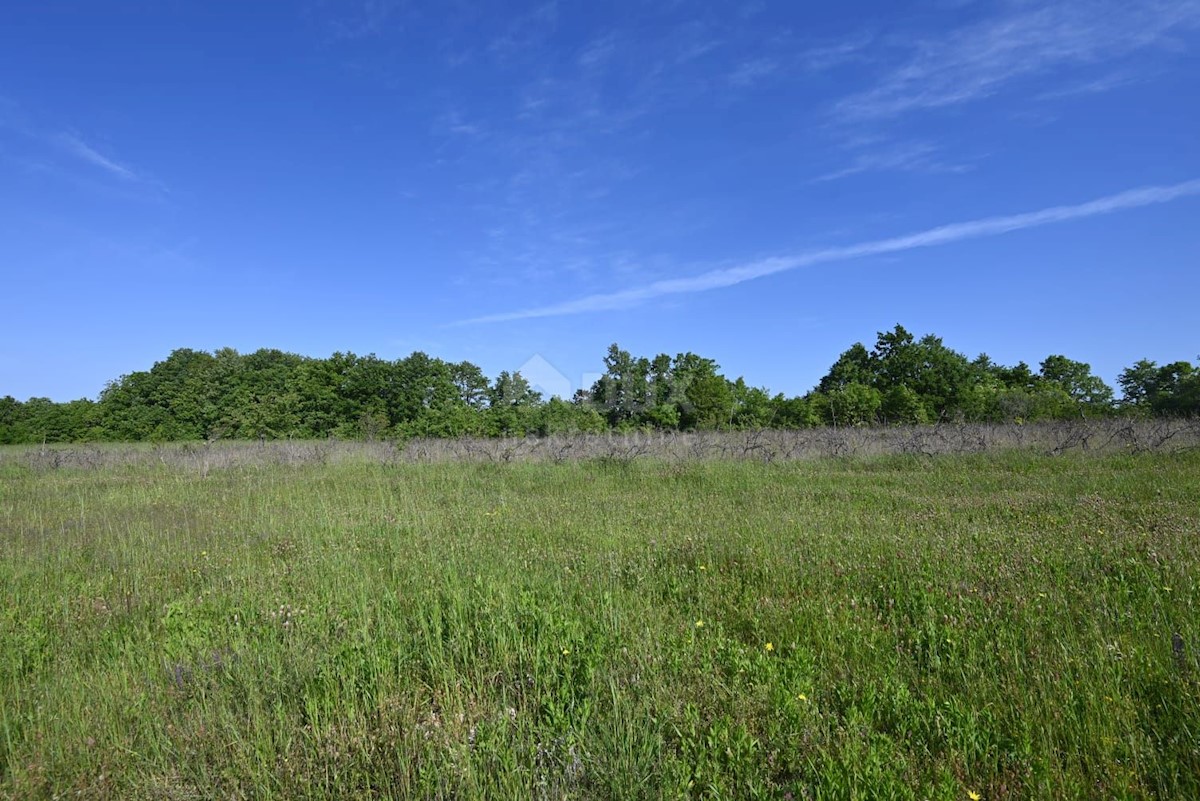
[2,451,1198,798]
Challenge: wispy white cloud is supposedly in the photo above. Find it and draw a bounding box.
[577,32,618,71]
[2,100,164,196]
[313,0,406,40]
[458,178,1200,324]
[728,57,778,88]
[434,109,486,138]
[665,21,721,67]
[56,133,142,182]
[726,32,870,90]
[796,34,874,73]
[487,1,558,61]
[812,140,969,183]
[834,0,1200,121]
[1033,68,1147,101]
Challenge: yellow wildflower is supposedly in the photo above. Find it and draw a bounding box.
[695,620,704,628]
[797,693,808,702]
[968,791,981,801]
[765,642,774,652]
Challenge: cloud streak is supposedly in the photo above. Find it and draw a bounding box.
[812,140,968,183]
[57,133,141,182]
[834,0,1200,121]
[459,178,1200,324]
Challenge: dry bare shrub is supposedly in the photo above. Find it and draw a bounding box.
[3,418,1197,472]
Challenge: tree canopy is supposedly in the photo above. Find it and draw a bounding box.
[2,328,1194,444]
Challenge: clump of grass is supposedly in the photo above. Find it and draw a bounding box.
[1,451,1198,798]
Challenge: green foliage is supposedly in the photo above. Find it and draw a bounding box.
[1039,354,1115,415]
[881,385,930,425]
[683,371,734,430]
[810,382,882,427]
[2,328,1191,446]
[591,345,653,427]
[642,402,682,430]
[584,347,738,431]
[1119,358,1200,416]
[808,326,1122,425]
[769,393,818,429]
[532,397,608,436]
[812,326,976,424]
[730,379,774,429]
[817,342,874,393]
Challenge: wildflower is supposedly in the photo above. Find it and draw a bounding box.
[968,791,981,800]
[765,642,774,652]
[796,693,808,702]
[698,565,707,571]
[695,620,704,628]
[561,648,570,656]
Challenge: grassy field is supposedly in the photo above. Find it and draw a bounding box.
[1,449,1198,799]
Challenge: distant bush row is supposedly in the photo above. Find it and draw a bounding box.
[2,325,1197,444]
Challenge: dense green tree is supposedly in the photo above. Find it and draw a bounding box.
[866,326,974,420]
[213,349,307,439]
[97,371,174,441]
[649,353,674,407]
[995,361,1039,392]
[817,343,873,393]
[730,379,774,429]
[1120,359,1200,416]
[1038,355,1114,415]
[136,348,220,438]
[812,326,975,423]
[642,402,682,430]
[0,396,23,444]
[1154,362,1200,416]
[881,385,929,425]
[665,353,723,429]
[591,345,653,426]
[490,371,540,408]
[1117,359,1160,410]
[769,394,818,429]
[391,352,461,433]
[416,402,490,438]
[811,383,883,427]
[451,361,491,410]
[533,397,607,436]
[7,397,97,442]
[486,371,542,436]
[682,372,733,429]
[5,332,1194,445]
[289,358,344,438]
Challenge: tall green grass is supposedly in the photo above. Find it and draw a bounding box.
[2,452,1198,799]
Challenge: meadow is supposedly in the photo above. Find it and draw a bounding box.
[1,439,1198,799]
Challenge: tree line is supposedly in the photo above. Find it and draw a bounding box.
[2,325,1197,444]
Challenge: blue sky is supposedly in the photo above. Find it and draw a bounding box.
[2,0,1198,401]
